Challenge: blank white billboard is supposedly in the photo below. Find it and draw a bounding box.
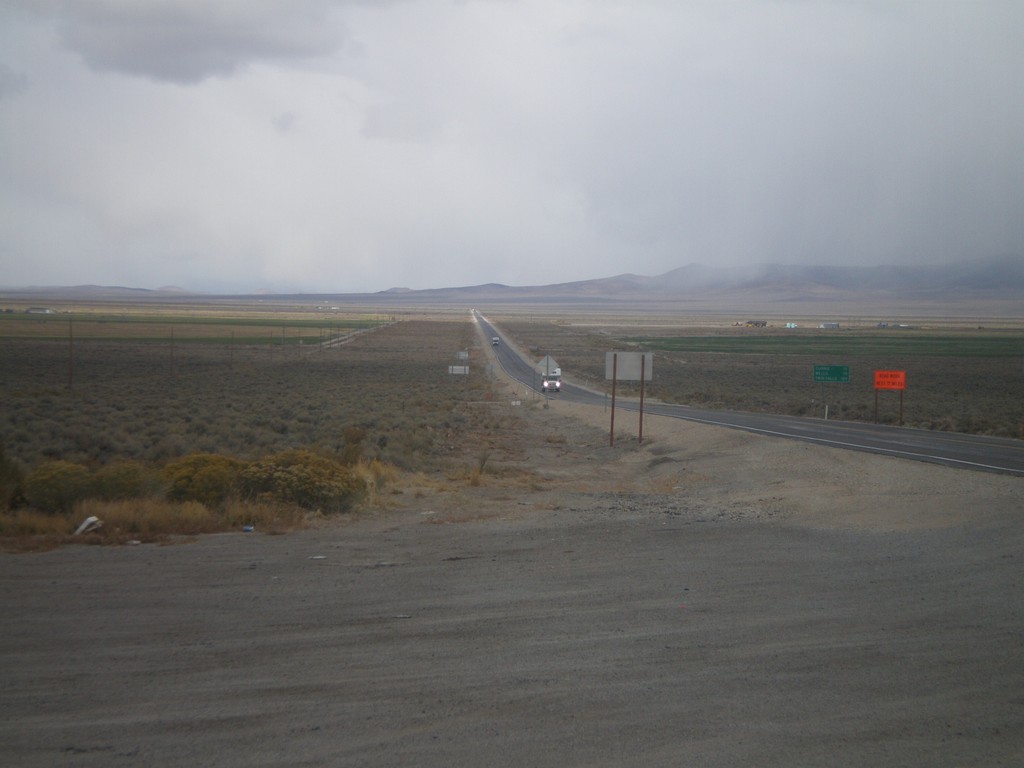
[605,351,652,381]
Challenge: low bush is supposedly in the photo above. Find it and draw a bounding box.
[240,449,366,512]
[4,447,380,545]
[94,460,163,501]
[0,443,22,512]
[340,426,367,465]
[353,458,395,492]
[23,460,93,514]
[161,453,245,509]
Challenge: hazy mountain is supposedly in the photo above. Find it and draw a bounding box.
[375,254,1024,302]
[3,255,1022,312]
[0,284,169,300]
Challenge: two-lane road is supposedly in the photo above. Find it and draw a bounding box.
[476,312,1024,476]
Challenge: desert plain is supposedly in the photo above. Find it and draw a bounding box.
[1,307,1023,767]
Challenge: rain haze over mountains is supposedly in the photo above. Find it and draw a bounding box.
[1,2,1021,294]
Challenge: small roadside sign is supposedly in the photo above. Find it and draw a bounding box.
[874,370,906,390]
[813,365,849,383]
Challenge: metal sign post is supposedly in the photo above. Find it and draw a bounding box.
[609,353,617,447]
[638,353,646,443]
[873,370,906,425]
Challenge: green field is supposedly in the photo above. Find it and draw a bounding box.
[0,311,387,345]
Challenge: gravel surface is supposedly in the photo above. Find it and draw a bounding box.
[2,398,1023,767]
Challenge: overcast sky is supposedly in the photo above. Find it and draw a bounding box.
[1,1,1021,293]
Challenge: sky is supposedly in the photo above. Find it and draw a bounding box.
[1,1,1022,294]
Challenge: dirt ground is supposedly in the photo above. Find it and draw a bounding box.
[2,383,1023,766]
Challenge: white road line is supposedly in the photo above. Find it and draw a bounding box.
[657,412,1024,475]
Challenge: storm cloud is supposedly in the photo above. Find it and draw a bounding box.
[1,1,1021,293]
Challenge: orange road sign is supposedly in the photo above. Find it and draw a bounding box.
[874,370,906,390]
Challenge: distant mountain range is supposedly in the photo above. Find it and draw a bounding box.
[3,255,1023,314]
[361,256,1024,314]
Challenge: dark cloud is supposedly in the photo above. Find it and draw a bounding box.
[50,1,353,83]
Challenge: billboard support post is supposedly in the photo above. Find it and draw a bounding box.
[638,354,646,444]
[605,351,652,446]
[609,353,617,447]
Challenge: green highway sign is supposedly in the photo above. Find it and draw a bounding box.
[814,365,850,383]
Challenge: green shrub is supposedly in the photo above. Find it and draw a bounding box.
[0,442,23,512]
[161,453,244,509]
[340,426,367,466]
[94,460,162,500]
[240,449,366,512]
[23,460,93,514]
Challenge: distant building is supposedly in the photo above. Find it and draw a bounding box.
[26,307,56,314]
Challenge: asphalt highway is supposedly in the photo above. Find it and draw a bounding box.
[476,312,1024,476]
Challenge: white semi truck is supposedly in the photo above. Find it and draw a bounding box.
[541,367,561,393]
[536,355,562,393]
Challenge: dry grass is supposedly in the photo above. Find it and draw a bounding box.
[0,497,314,551]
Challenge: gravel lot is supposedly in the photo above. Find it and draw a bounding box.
[2,397,1022,767]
